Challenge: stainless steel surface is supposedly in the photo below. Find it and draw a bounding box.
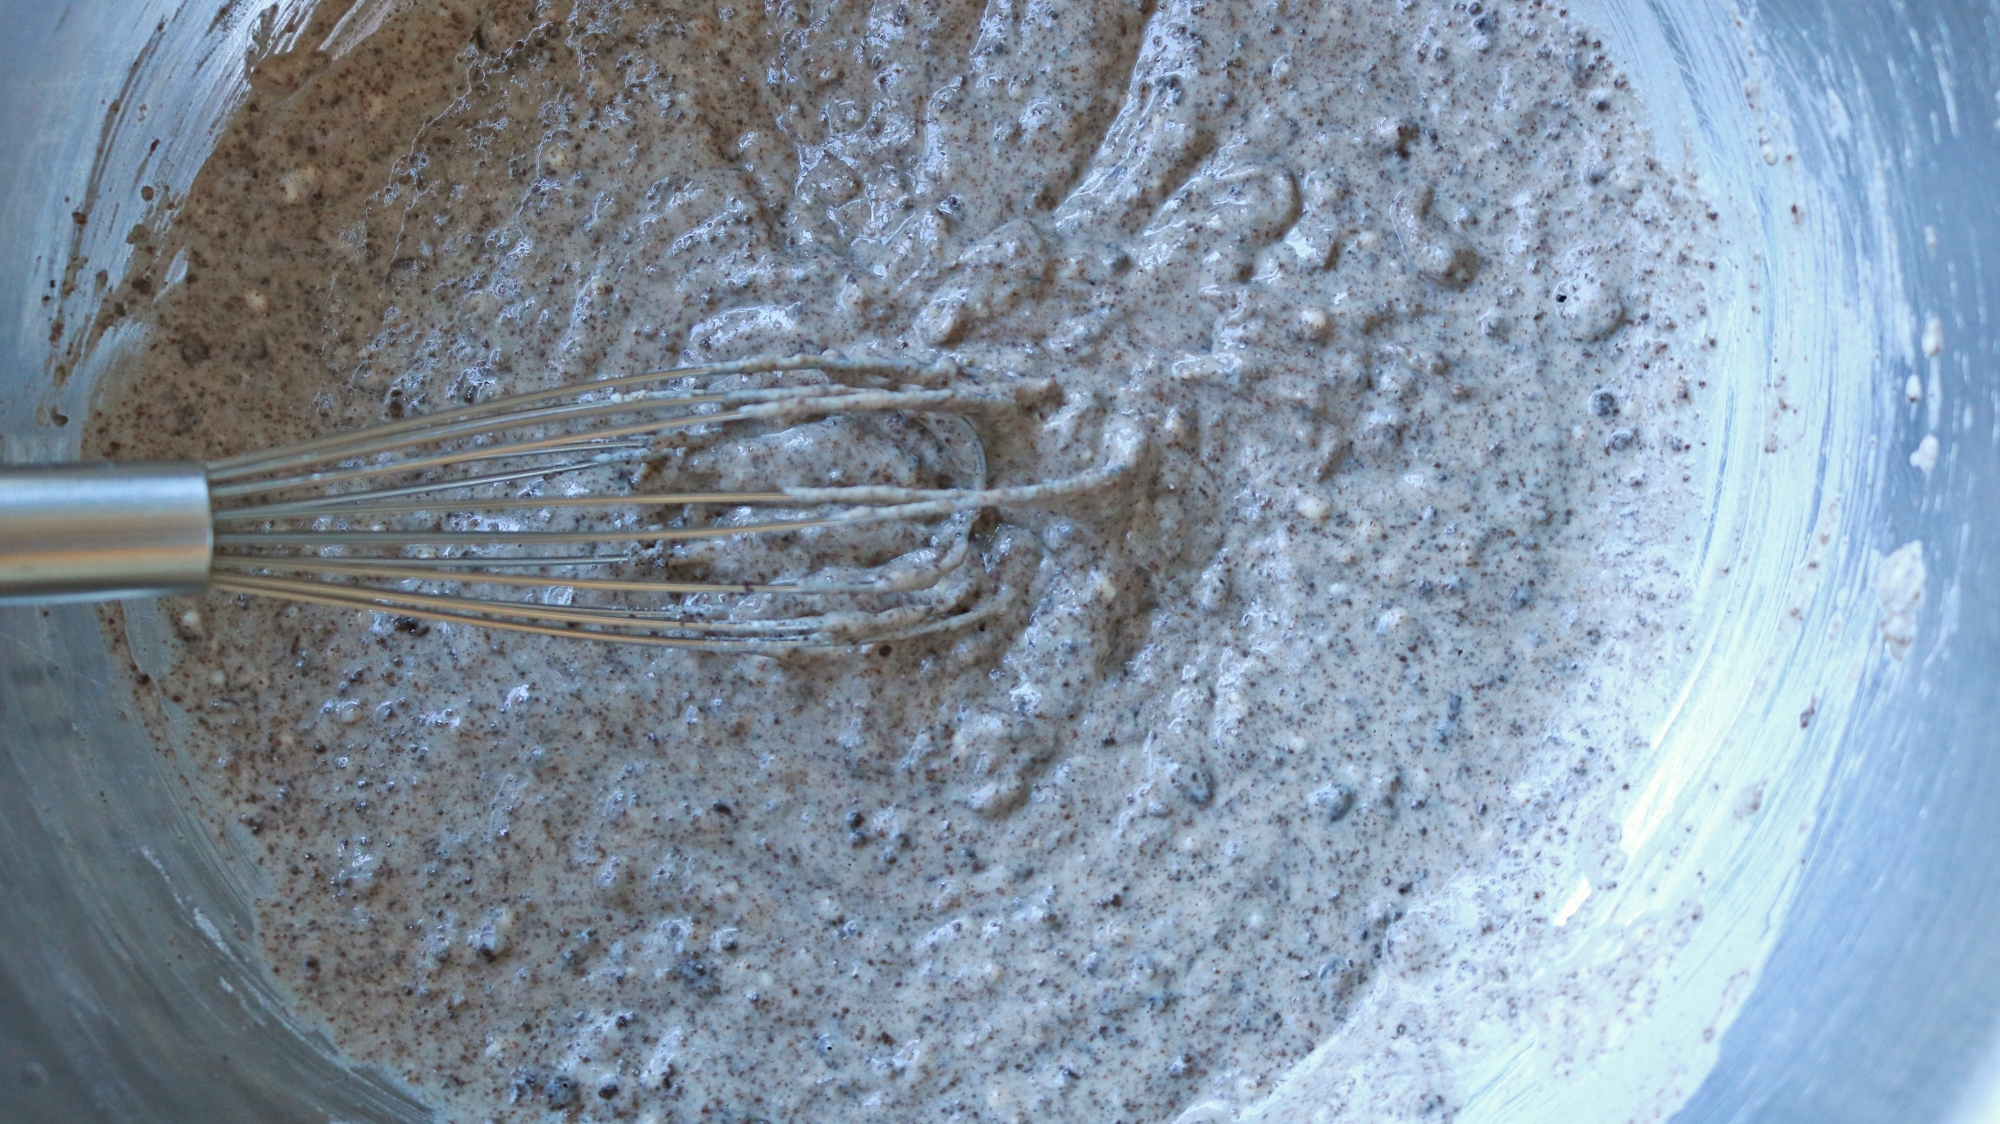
[0,353,1114,644]
[0,463,212,602]
[0,1,1992,1122]
[0,352,1130,646]
[1664,2,2000,1119]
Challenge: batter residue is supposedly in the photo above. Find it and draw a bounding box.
[88,0,1716,1119]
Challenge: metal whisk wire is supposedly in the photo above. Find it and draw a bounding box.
[191,353,1137,650]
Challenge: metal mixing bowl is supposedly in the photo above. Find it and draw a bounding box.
[2,2,1993,1120]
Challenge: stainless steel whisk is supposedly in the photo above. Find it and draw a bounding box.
[0,354,1138,649]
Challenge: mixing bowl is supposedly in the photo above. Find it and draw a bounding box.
[2,1,1994,1120]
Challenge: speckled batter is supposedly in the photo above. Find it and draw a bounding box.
[87,0,1717,1120]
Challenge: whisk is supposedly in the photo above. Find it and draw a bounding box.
[0,354,1140,649]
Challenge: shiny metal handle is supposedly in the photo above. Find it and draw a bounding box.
[0,464,212,604]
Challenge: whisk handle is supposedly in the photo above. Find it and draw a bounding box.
[0,463,212,604]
